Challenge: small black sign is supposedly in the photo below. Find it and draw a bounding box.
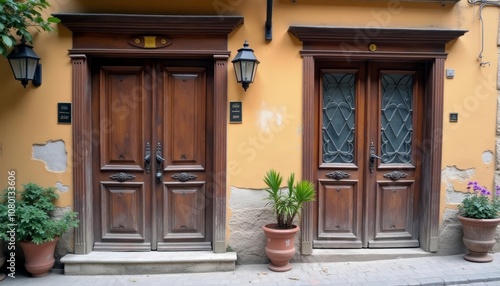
[449,113,458,123]
[58,103,72,124]
[229,102,242,123]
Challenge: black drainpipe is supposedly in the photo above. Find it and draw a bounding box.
[265,0,273,41]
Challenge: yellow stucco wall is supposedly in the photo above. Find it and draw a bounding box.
[440,3,498,211]
[0,19,73,206]
[0,0,497,222]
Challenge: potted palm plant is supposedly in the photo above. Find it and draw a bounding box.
[457,181,500,262]
[0,183,79,277]
[262,169,315,272]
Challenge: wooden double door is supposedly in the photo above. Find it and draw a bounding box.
[91,58,214,251]
[314,61,424,248]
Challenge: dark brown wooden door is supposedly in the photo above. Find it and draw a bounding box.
[314,61,423,249]
[91,59,213,251]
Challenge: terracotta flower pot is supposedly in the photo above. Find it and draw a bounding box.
[262,224,299,272]
[458,215,500,263]
[19,237,59,277]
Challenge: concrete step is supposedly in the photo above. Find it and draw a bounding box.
[299,248,433,263]
[61,251,237,275]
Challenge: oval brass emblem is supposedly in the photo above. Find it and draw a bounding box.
[128,36,173,49]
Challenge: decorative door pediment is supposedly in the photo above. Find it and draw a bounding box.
[55,13,243,56]
[288,26,467,57]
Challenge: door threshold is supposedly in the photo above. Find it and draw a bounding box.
[61,251,237,275]
[299,248,432,263]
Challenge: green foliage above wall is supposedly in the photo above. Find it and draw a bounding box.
[0,0,60,57]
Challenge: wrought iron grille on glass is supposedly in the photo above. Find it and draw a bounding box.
[380,74,413,164]
[322,73,356,164]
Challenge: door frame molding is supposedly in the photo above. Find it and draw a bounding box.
[57,13,243,254]
[288,26,467,254]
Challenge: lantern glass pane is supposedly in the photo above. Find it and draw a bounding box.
[251,63,258,83]
[241,61,255,83]
[26,58,38,80]
[10,58,26,80]
[233,61,242,82]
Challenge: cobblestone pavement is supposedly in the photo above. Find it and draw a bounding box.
[3,253,500,286]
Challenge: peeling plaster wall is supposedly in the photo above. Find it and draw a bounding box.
[483,150,494,164]
[32,140,68,172]
[55,181,70,193]
[441,166,475,204]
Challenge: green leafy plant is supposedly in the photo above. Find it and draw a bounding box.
[458,181,500,219]
[0,0,60,56]
[263,169,316,229]
[0,183,79,244]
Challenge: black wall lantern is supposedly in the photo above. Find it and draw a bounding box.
[231,41,259,91]
[7,37,42,88]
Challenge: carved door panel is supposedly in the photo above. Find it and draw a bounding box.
[92,59,212,251]
[314,61,423,249]
[155,65,213,251]
[92,63,153,251]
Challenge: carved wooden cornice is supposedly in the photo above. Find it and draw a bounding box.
[288,26,467,44]
[288,26,467,55]
[53,13,244,35]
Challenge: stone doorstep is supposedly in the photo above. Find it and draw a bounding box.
[61,249,432,275]
[60,251,237,275]
[299,248,433,263]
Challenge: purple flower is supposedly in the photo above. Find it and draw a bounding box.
[483,190,491,196]
[461,181,500,219]
[465,181,495,196]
